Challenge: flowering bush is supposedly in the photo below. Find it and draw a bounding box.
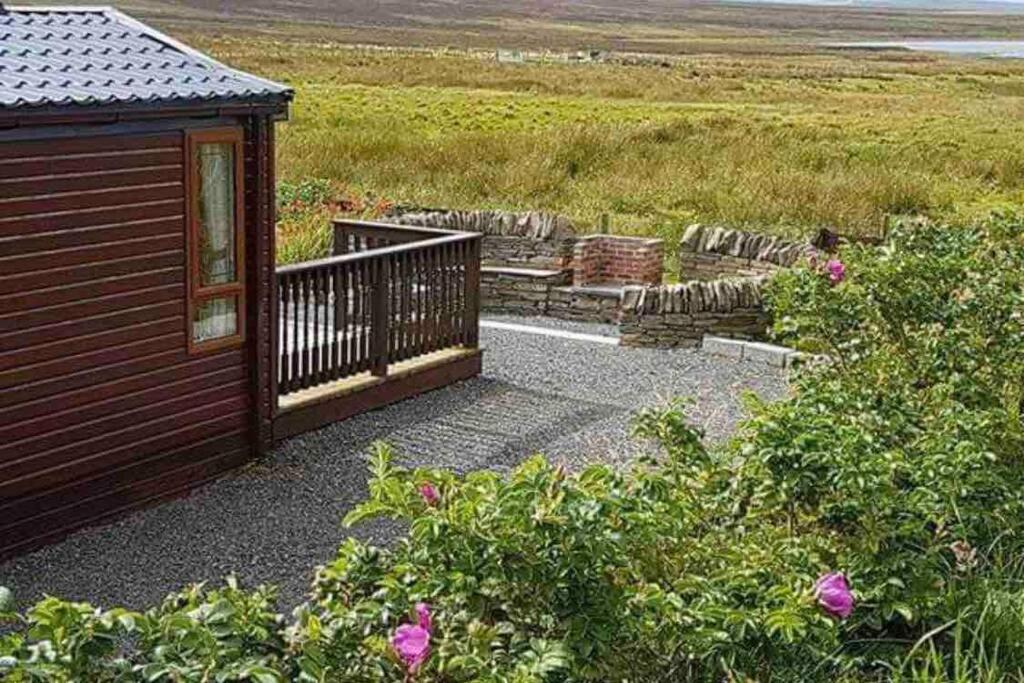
[285,438,843,681]
[3,213,1024,681]
[0,578,287,682]
[763,212,1024,662]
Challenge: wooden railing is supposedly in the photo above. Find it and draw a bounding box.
[275,220,481,397]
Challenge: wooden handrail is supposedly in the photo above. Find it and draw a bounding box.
[333,218,466,244]
[277,231,478,276]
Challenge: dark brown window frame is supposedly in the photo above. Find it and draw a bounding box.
[185,127,246,355]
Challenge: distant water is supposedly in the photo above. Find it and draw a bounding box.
[831,40,1024,57]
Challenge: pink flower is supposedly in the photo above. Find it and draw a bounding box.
[415,602,432,631]
[419,483,440,507]
[826,259,846,285]
[814,572,854,619]
[392,603,432,673]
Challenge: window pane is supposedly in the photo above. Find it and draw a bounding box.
[197,142,236,287]
[193,297,238,344]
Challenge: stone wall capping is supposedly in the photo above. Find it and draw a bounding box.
[391,209,578,242]
[677,223,817,272]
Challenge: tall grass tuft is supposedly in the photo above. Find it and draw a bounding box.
[888,558,1024,683]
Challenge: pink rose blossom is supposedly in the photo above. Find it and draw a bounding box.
[415,602,432,631]
[392,603,432,673]
[814,572,854,619]
[419,483,440,507]
[826,259,846,285]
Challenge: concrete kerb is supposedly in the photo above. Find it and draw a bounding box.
[702,335,804,368]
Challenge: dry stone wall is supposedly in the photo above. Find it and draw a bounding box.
[616,225,817,348]
[547,286,622,324]
[480,267,571,316]
[678,224,815,281]
[389,213,813,341]
[620,277,771,348]
[391,210,577,269]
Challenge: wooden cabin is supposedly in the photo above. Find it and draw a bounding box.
[0,7,482,560]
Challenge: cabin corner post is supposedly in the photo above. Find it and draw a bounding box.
[252,114,277,454]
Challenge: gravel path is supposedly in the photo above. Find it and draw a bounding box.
[0,318,787,613]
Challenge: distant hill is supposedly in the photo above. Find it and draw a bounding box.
[15,0,1024,50]
[735,0,1024,10]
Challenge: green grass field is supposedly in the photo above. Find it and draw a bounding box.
[183,28,1024,259]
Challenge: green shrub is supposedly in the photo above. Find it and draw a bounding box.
[287,440,835,681]
[761,212,1024,666]
[0,578,288,682]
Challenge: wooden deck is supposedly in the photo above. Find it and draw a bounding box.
[271,220,483,441]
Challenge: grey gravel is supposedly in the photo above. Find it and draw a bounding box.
[0,318,786,614]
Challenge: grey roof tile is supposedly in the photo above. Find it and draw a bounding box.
[0,6,293,110]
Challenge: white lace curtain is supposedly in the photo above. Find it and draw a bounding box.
[193,297,237,343]
[193,142,238,344]
[198,143,235,287]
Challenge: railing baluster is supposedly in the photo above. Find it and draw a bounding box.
[296,273,304,391]
[330,267,340,380]
[280,274,290,391]
[348,261,356,371]
[299,273,309,389]
[453,242,460,346]
[427,246,436,352]
[438,244,445,349]
[416,247,425,357]
[388,253,397,363]
[438,243,447,349]
[459,241,467,345]
[400,250,411,361]
[361,257,371,372]
[439,244,448,349]
[338,264,346,376]
[319,270,329,384]
[371,254,389,377]
[426,247,433,354]
[319,269,328,384]
[312,270,320,385]
[291,274,300,392]
[308,271,317,388]
[355,261,362,370]
[393,254,402,362]
[444,243,453,348]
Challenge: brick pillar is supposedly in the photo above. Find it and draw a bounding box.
[572,238,604,286]
[571,235,664,287]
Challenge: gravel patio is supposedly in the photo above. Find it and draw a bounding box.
[0,317,787,612]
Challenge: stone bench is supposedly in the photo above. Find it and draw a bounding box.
[547,284,623,324]
[481,265,572,316]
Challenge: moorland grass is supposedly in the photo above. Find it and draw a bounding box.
[193,36,1024,257]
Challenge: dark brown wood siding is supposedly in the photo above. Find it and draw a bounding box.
[0,128,258,558]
